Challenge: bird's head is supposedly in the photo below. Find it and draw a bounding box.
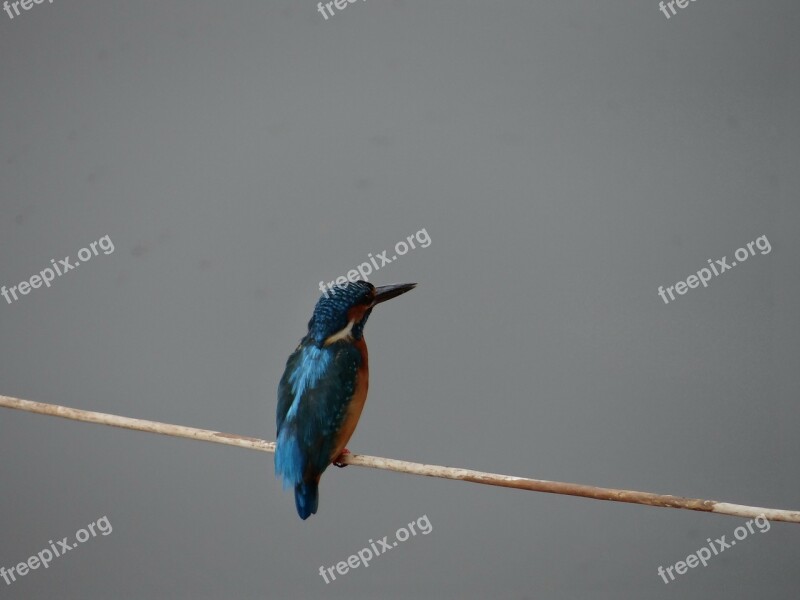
[307,281,416,346]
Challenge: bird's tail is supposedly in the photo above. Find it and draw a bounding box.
[294,481,319,520]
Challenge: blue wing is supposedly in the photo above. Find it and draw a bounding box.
[275,341,362,489]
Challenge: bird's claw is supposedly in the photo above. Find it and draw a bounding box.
[333,448,351,468]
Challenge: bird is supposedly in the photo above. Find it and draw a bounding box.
[275,280,416,519]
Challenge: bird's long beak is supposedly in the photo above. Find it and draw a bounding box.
[372,282,417,306]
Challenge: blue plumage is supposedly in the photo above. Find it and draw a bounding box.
[275,280,416,519]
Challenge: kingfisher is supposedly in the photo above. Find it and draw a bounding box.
[275,280,416,519]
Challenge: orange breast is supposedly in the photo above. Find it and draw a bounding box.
[330,338,369,461]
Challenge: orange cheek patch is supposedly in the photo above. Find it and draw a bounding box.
[347,304,369,323]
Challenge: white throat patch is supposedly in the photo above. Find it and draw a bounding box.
[324,319,356,345]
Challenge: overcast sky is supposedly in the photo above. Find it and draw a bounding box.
[1,1,798,598]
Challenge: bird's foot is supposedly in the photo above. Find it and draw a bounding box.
[333,448,351,468]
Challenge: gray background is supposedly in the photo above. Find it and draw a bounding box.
[1,0,798,598]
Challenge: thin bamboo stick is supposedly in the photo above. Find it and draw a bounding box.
[1,394,797,523]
